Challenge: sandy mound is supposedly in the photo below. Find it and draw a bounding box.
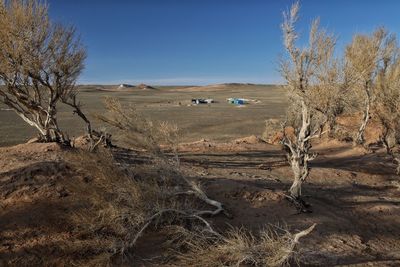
[233,135,265,144]
[336,113,383,144]
[178,135,273,152]
[0,143,145,266]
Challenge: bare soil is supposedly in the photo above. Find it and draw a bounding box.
[1,137,400,266]
[0,84,286,147]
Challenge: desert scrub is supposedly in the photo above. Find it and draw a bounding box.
[173,224,316,267]
[262,118,282,144]
[63,148,226,265]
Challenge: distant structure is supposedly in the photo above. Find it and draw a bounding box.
[227,98,247,105]
[191,98,214,105]
[118,84,134,89]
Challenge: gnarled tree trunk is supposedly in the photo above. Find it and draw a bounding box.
[356,83,372,145]
[284,101,316,200]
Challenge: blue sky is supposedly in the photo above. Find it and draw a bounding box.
[49,0,400,85]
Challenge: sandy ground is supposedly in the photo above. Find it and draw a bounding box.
[0,84,286,146]
[176,139,400,266]
[1,137,400,266]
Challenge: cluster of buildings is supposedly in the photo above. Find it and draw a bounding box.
[191,97,250,105]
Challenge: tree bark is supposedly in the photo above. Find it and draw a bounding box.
[285,100,314,200]
[289,174,302,199]
[356,102,369,144]
[356,84,371,145]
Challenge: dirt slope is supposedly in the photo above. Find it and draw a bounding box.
[0,143,144,266]
[1,139,400,266]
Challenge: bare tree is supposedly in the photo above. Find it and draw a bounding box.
[345,28,390,145]
[279,2,337,206]
[309,58,350,137]
[0,0,90,143]
[374,33,400,174]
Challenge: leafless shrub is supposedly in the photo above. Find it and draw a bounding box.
[345,28,395,145]
[94,97,232,257]
[308,59,350,137]
[373,33,400,173]
[64,149,225,265]
[0,0,95,145]
[96,97,223,204]
[97,97,178,155]
[174,223,316,267]
[262,118,283,143]
[332,122,356,142]
[279,2,339,205]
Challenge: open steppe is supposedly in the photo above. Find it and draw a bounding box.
[0,84,285,147]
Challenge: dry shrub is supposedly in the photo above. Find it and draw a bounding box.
[173,224,315,267]
[63,150,151,264]
[0,0,92,144]
[279,1,339,201]
[60,143,229,266]
[87,97,314,266]
[95,97,226,214]
[97,97,180,156]
[262,118,282,143]
[62,149,202,264]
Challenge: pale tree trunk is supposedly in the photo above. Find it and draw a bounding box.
[16,108,66,143]
[381,126,400,175]
[289,163,302,198]
[284,100,315,200]
[327,116,337,138]
[288,152,311,199]
[356,84,371,145]
[356,101,369,144]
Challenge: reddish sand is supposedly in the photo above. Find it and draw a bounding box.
[1,138,400,266]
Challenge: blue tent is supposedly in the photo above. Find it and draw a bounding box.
[234,99,244,105]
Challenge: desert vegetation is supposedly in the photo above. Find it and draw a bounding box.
[344,28,396,145]
[1,0,400,266]
[277,2,400,213]
[93,97,316,266]
[0,0,94,145]
[279,2,340,206]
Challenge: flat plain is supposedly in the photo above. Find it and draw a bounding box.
[0,84,286,147]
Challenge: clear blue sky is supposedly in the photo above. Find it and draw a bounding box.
[49,0,400,85]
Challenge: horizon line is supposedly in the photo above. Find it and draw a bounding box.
[77,76,284,86]
[76,82,284,86]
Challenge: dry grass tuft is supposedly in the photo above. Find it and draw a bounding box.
[173,224,315,267]
[61,147,225,265]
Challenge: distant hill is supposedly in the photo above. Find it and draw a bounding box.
[76,84,158,92]
[115,83,156,91]
[220,83,256,86]
[172,83,261,92]
[137,83,156,90]
[76,83,276,92]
